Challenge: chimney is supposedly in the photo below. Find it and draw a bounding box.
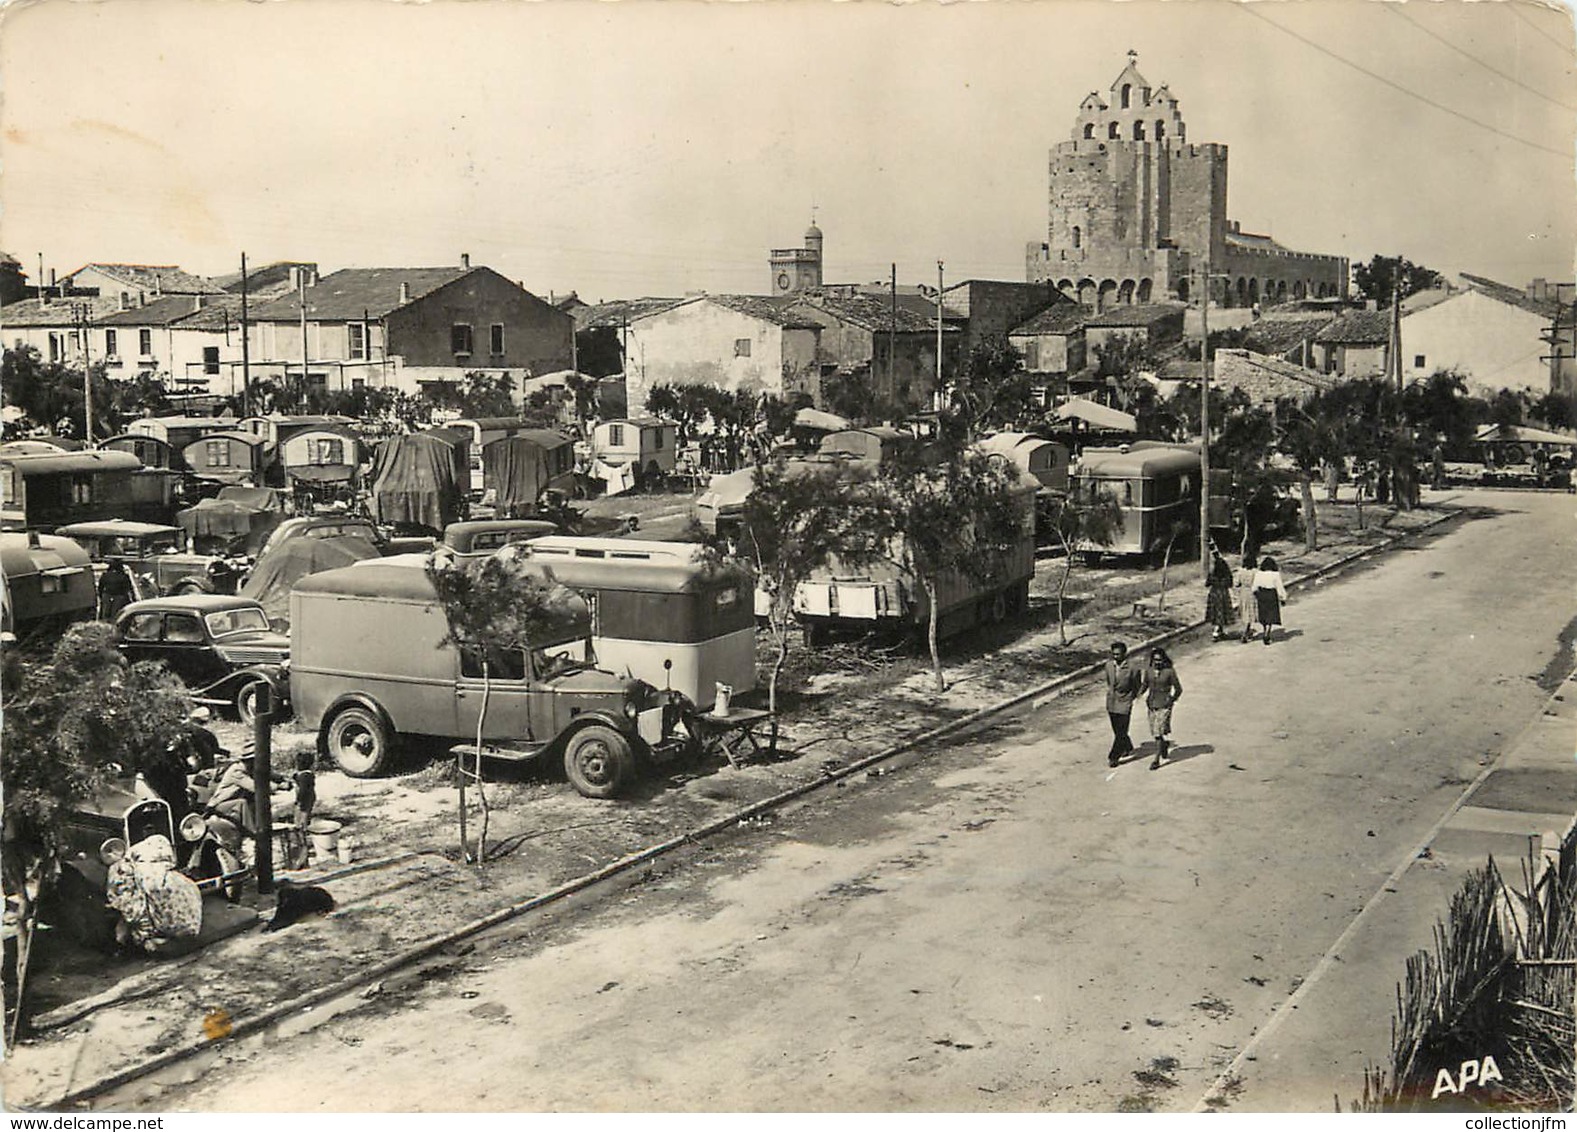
[1529,278,1549,302]
[461,253,470,270]
[138,290,147,308]
[192,295,204,313]
[154,273,163,296]
[119,292,131,311]
[399,281,411,304]
[289,266,302,291]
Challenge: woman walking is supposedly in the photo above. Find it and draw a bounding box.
[1205,549,1235,641]
[1141,647,1183,770]
[1251,555,1289,645]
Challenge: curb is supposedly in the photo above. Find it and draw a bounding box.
[36,505,1466,1110]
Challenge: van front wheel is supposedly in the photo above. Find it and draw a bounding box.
[325,705,395,778]
[564,726,634,799]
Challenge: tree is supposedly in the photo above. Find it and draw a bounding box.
[1,345,117,440]
[1040,491,1124,646]
[1530,391,1576,432]
[739,460,893,716]
[2,623,189,1036]
[882,441,1027,691]
[1353,254,1442,304]
[425,549,566,865]
[1402,369,1478,457]
[645,383,707,446]
[1094,333,1156,383]
[421,370,517,419]
[949,340,1034,438]
[759,392,806,442]
[1277,395,1345,552]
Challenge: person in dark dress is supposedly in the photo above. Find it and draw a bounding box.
[97,561,136,621]
[1205,550,1235,641]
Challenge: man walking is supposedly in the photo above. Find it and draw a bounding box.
[1104,640,1140,767]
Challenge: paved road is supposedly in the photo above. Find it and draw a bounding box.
[144,490,1576,1112]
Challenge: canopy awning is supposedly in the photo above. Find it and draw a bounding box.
[1474,423,1577,447]
[794,408,851,433]
[1054,398,1138,432]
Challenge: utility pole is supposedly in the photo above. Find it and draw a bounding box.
[239,252,252,417]
[889,263,898,407]
[936,260,945,407]
[77,302,93,442]
[1538,283,1576,395]
[298,273,310,405]
[1199,259,1212,581]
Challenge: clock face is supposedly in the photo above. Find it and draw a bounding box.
[777,272,791,290]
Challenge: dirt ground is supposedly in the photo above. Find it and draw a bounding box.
[94,486,1576,1112]
[3,487,1465,1107]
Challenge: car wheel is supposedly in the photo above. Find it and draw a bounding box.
[235,678,271,725]
[324,705,396,778]
[563,725,634,799]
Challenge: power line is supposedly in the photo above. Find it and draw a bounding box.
[1239,5,1574,160]
[1511,2,1577,54]
[1388,5,1577,113]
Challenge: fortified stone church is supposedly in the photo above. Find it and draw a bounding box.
[1027,53,1347,311]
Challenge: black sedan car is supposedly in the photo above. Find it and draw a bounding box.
[114,594,290,722]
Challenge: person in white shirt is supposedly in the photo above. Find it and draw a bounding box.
[1250,555,1289,646]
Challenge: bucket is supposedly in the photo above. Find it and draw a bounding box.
[336,834,354,866]
[712,683,733,718]
[307,819,342,857]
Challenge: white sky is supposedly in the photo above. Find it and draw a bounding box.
[1,0,1574,302]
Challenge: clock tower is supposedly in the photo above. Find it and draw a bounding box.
[769,218,824,294]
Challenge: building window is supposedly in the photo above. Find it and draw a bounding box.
[607,424,625,446]
[734,338,752,358]
[104,329,118,358]
[1414,354,1426,369]
[203,346,220,375]
[48,333,62,363]
[307,437,345,465]
[1072,225,1081,250]
[1083,123,1094,139]
[1121,83,1132,109]
[451,324,473,356]
[1133,121,1146,140]
[653,429,664,451]
[205,439,232,468]
[1156,121,1166,140]
[490,324,505,356]
[139,328,153,358]
[347,323,366,360]
[351,377,366,391]
[71,475,93,505]
[1108,122,1120,140]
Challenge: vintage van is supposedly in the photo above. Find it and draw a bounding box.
[289,560,695,797]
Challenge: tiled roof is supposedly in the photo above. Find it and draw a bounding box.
[1460,273,1564,320]
[1010,304,1087,336]
[1243,317,1333,357]
[96,295,241,328]
[1085,302,1186,328]
[0,296,124,326]
[706,294,821,329]
[575,297,688,330]
[1224,230,1290,253]
[247,266,471,322]
[66,264,224,295]
[1313,308,1392,345]
[795,293,953,334]
[211,261,318,294]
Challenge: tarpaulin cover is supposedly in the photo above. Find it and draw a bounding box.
[1054,398,1138,432]
[483,435,553,517]
[240,534,382,626]
[793,407,850,433]
[369,433,464,532]
[217,486,288,511]
[176,499,284,556]
[1474,423,1577,447]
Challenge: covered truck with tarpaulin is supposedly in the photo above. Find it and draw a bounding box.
[482,430,577,517]
[176,486,289,557]
[368,432,465,534]
[239,533,382,628]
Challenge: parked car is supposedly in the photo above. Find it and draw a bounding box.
[441,519,560,556]
[114,594,289,722]
[258,514,434,559]
[56,519,247,599]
